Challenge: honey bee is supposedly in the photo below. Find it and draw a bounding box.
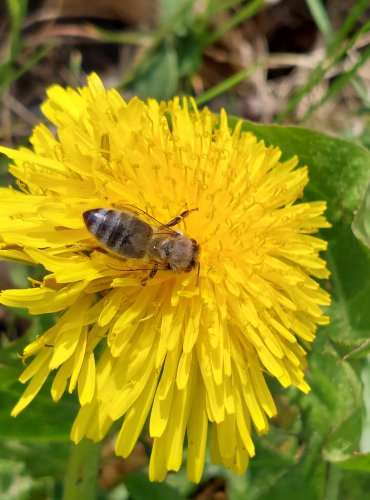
[83,207,200,283]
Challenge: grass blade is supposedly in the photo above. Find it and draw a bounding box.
[205,0,266,46]
[194,64,258,106]
[305,0,333,42]
[303,43,370,120]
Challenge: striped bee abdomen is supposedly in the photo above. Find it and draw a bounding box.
[83,208,153,258]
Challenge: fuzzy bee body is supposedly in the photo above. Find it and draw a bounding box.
[83,208,200,274]
[83,209,152,259]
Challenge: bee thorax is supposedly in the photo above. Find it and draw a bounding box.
[148,236,199,272]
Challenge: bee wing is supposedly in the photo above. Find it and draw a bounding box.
[89,247,170,272]
[112,203,178,234]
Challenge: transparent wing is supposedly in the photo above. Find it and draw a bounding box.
[112,203,178,236]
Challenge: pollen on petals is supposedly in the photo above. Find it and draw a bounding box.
[0,73,331,482]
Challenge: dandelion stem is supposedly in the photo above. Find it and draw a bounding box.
[326,464,342,500]
[63,440,102,500]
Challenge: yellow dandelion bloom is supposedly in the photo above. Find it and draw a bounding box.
[0,74,330,482]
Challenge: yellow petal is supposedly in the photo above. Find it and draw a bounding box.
[78,352,96,405]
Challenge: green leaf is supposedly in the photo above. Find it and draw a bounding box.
[233,122,370,212]
[331,337,370,360]
[177,33,203,78]
[219,121,370,497]
[127,45,179,100]
[0,367,76,440]
[0,457,54,500]
[324,221,370,341]
[124,472,187,500]
[257,340,363,499]
[225,471,249,500]
[352,181,370,249]
[0,440,70,479]
[305,339,363,463]
[332,453,370,472]
[256,466,326,500]
[0,366,21,389]
[231,121,370,344]
[337,468,370,499]
[0,388,76,440]
[159,0,193,36]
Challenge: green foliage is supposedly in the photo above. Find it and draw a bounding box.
[1,118,369,498]
[1,0,370,498]
[278,0,370,122]
[120,0,201,99]
[121,0,263,100]
[0,458,54,500]
[0,0,53,98]
[126,46,180,101]
[226,120,370,499]
[235,121,370,343]
[353,181,370,250]
[305,0,333,42]
[124,472,187,500]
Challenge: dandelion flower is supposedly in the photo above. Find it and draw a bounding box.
[0,74,330,482]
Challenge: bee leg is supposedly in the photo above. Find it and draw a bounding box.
[166,208,198,228]
[141,262,159,286]
[196,262,201,287]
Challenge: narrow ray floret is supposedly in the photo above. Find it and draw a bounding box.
[0,73,331,482]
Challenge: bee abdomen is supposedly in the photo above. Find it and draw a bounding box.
[83,208,152,258]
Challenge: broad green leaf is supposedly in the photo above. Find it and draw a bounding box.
[331,337,370,360]
[229,389,302,500]
[232,121,370,344]
[332,453,370,472]
[306,339,363,455]
[338,470,370,499]
[254,465,326,500]
[159,0,193,36]
[128,45,179,100]
[177,33,203,78]
[294,336,364,500]
[0,440,70,478]
[248,433,326,500]
[352,181,370,249]
[234,122,370,212]
[323,407,363,461]
[0,458,54,500]
[0,366,20,389]
[0,373,76,440]
[124,472,187,500]
[256,340,363,499]
[225,472,249,500]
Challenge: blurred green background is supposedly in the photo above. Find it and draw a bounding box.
[1,1,370,499]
